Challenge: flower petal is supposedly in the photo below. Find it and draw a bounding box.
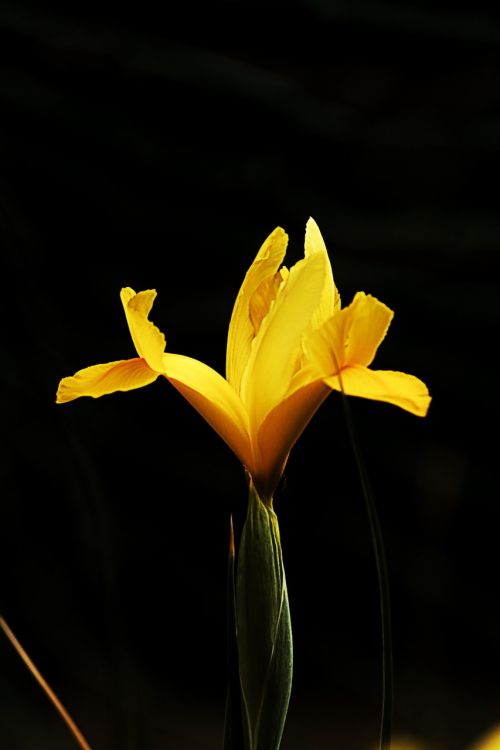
[121,288,166,372]
[343,292,394,367]
[226,227,288,394]
[325,365,431,416]
[241,248,329,428]
[163,353,253,472]
[304,217,340,327]
[303,292,394,374]
[255,379,330,500]
[56,358,159,403]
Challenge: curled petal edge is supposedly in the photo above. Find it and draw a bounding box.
[120,288,166,372]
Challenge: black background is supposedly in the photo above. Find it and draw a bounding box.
[1,2,499,749]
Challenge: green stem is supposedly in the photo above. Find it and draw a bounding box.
[235,483,293,750]
[340,394,393,750]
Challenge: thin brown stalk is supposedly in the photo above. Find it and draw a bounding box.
[0,615,93,750]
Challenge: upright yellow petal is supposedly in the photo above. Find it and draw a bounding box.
[120,288,166,372]
[241,249,328,428]
[326,365,431,416]
[163,353,253,473]
[343,292,393,367]
[303,292,394,375]
[56,358,159,403]
[302,290,431,415]
[225,227,288,393]
[304,217,339,327]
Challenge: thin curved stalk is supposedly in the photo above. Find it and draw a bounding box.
[339,393,393,750]
[0,615,93,750]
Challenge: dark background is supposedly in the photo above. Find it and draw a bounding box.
[1,2,499,749]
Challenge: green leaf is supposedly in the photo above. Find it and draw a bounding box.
[236,484,293,750]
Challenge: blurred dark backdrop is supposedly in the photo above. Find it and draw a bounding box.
[1,2,499,749]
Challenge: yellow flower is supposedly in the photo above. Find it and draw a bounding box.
[57,218,430,500]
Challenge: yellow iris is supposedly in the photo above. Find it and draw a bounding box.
[57,218,430,500]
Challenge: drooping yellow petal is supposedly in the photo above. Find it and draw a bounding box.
[56,358,159,403]
[225,227,288,393]
[304,217,340,327]
[163,352,253,473]
[325,365,431,416]
[255,379,330,500]
[241,248,329,429]
[120,288,166,372]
